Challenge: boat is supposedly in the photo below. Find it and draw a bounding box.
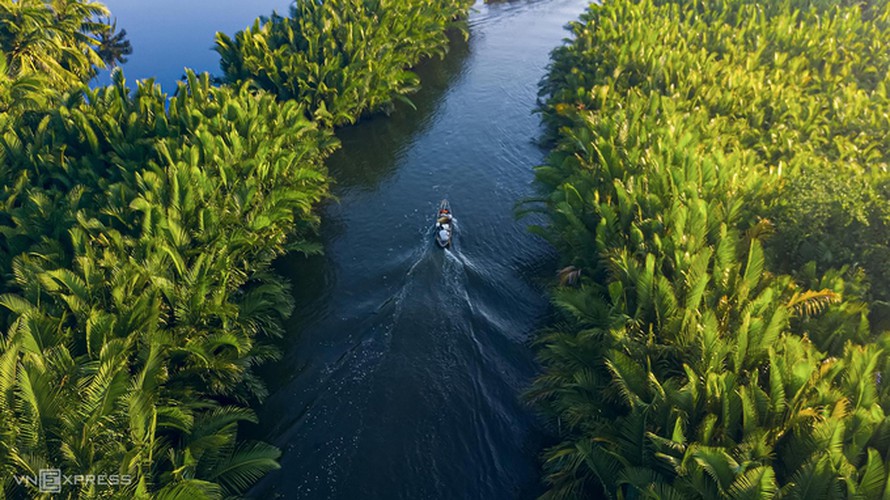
[435,200,453,248]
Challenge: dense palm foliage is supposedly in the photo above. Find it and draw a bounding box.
[0,0,111,121]
[0,70,336,498]
[0,0,473,497]
[0,0,110,99]
[215,0,474,126]
[532,0,890,497]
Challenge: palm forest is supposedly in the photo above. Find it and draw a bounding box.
[0,0,889,499]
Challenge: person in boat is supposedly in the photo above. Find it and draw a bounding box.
[437,208,452,244]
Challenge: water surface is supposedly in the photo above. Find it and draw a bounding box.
[98,0,292,90]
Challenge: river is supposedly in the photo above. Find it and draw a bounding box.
[99,0,589,498]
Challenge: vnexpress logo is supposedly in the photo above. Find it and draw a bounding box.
[14,469,132,492]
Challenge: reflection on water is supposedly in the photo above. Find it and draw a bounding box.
[325,30,472,192]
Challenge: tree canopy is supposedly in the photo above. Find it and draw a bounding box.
[216,0,474,126]
[532,0,890,497]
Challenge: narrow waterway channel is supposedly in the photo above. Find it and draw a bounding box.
[255,1,589,498]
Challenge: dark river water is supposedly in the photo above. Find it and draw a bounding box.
[100,0,589,498]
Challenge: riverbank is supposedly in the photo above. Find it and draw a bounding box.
[532,0,890,497]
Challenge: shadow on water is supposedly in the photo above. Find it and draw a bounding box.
[326,30,471,192]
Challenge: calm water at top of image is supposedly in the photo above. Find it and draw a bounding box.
[97,0,292,90]
[97,1,590,498]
